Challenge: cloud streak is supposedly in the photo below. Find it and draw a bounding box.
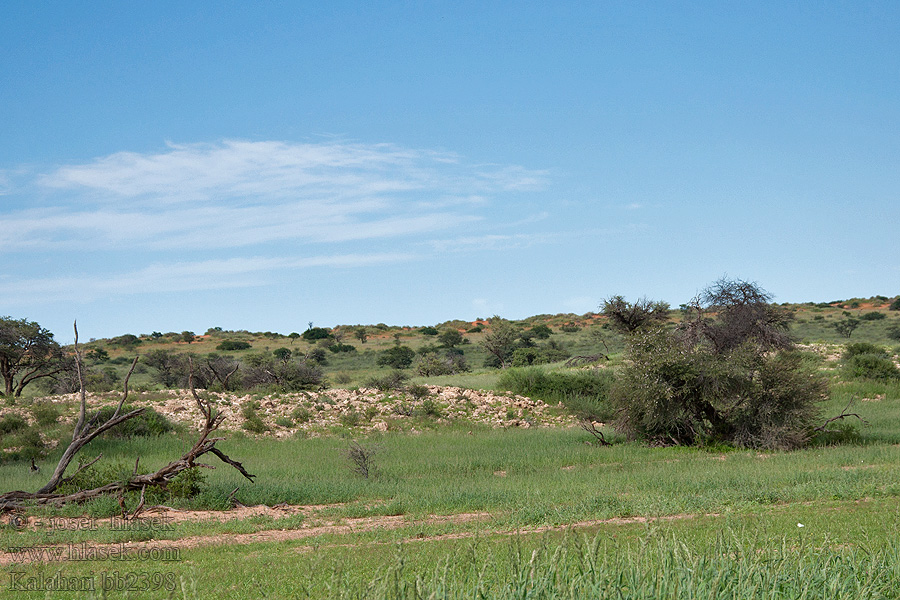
[4,140,546,252]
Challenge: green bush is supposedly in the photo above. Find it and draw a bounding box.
[497,367,613,422]
[415,351,470,376]
[845,354,900,380]
[377,345,416,369]
[301,327,333,342]
[216,340,251,351]
[859,312,886,321]
[339,410,362,427]
[167,467,208,498]
[844,343,889,358]
[93,405,175,438]
[890,297,900,311]
[274,416,294,428]
[30,402,61,427]
[0,413,28,435]
[510,345,570,367]
[291,407,312,423]
[241,401,269,433]
[365,371,408,391]
[328,343,356,353]
[56,461,137,495]
[420,326,439,336]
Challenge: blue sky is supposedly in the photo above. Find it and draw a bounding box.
[2,2,898,342]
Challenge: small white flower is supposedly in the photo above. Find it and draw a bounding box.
[797,523,804,528]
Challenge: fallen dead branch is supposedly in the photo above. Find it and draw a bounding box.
[0,324,254,513]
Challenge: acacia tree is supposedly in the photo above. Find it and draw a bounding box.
[601,296,671,333]
[480,317,518,368]
[610,278,828,450]
[0,317,66,397]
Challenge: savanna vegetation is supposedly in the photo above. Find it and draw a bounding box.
[2,284,900,598]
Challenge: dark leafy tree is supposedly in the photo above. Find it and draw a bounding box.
[377,345,416,369]
[85,348,109,363]
[0,317,66,397]
[890,297,900,311]
[601,296,671,333]
[181,331,196,344]
[217,340,251,351]
[354,328,368,344]
[273,347,292,362]
[530,324,553,339]
[301,327,332,342]
[438,329,464,349]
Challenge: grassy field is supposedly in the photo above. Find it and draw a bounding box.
[2,299,900,598]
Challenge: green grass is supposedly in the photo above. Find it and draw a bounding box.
[5,326,900,598]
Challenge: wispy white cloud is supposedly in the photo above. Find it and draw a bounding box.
[4,140,546,252]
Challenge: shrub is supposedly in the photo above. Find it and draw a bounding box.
[328,343,356,353]
[301,327,333,342]
[0,413,28,435]
[530,324,553,339]
[497,367,614,423]
[420,326,439,336]
[890,297,900,311]
[610,279,827,450]
[217,340,251,351]
[845,343,889,358]
[844,353,900,380]
[93,406,175,438]
[419,398,442,418]
[291,407,311,423]
[274,416,294,428]
[559,324,581,333]
[377,346,416,369]
[510,344,570,367]
[345,441,378,479]
[366,371,408,391]
[415,351,470,376]
[30,402,61,427]
[405,384,431,401]
[167,467,207,498]
[859,312,886,321]
[888,326,900,342]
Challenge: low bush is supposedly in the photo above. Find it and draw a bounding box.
[377,345,416,369]
[30,402,62,427]
[365,371,408,391]
[0,413,28,435]
[497,367,613,422]
[845,354,900,380]
[415,351,470,376]
[859,312,886,321]
[93,405,175,438]
[241,400,269,433]
[216,340,251,351]
[328,343,356,353]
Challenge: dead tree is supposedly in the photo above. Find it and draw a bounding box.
[0,323,254,512]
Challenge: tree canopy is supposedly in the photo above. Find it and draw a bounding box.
[0,317,65,397]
